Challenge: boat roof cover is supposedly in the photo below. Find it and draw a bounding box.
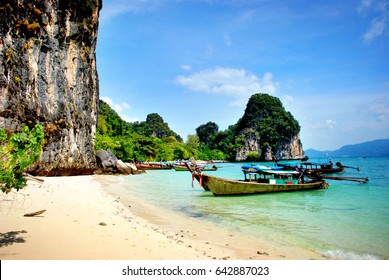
[245,169,300,175]
[302,162,331,166]
[261,170,299,175]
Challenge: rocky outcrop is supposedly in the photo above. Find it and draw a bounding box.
[95,149,140,175]
[0,1,102,175]
[272,134,304,160]
[234,93,304,161]
[235,129,261,161]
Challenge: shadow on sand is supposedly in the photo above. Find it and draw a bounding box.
[0,230,27,247]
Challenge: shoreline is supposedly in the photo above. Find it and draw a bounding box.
[0,175,328,260]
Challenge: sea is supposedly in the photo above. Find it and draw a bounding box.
[116,157,389,260]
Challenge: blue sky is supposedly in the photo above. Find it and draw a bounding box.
[96,0,389,150]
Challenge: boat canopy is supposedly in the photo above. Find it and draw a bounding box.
[302,162,331,166]
[257,169,300,175]
[243,169,299,176]
[241,164,284,171]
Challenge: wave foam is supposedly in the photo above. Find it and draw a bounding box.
[321,249,381,260]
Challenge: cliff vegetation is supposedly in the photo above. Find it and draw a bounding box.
[96,93,303,162]
[95,100,198,161]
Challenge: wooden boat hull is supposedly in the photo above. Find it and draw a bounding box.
[174,165,217,171]
[194,173,328,196]
[307,167,344,174]
[136,164,172,170]
[173,165,189,171]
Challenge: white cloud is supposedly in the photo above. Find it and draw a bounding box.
[311,119,337,129]
[358,0,374,14]
[101,96,113,106]
[180,64,192,71]
[363,17,387,43]
[175,67,279,107]
[122,102,131,110]
[101,96,137,123]
[121,115,139,123]
[358,0,389,43]
[101,96,132,114]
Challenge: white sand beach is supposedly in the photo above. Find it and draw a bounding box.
[0,175,327,260]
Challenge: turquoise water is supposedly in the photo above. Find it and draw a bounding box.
[119,157,389,259]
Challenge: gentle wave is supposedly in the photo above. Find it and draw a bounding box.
[321,249,381,260]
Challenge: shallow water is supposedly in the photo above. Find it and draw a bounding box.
[120,157,389,260]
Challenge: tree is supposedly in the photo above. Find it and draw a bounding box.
[196,122,219,145]
[95,93,302,162]
[0,124,45,193]
[145,113,169,138]
[186,134,200,149]
[246,151,261,162]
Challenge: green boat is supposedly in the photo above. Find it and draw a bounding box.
[187,162,328,196]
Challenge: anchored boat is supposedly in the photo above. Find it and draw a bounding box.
[278,161,345,174]
[173,164,218,171]
[186,161,328,196]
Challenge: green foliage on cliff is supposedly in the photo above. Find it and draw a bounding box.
[194,93,301,161]
[236,93,300,149]
[97,100,131,136]
[132,113,183,142]
[194,123,236,161]
[95,100,196,161]
[0,125,45,193]
[59,0,101,19]
[95,93,301,162]
[196,122,219,145]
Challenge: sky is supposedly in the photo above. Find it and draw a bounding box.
[96,0,389,151]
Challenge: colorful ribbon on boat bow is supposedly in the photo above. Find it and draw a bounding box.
[191,172,195,188]
[191,171,203,188]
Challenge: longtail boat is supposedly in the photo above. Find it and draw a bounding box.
[135,162,173,170]
[173,164,218,171]
[185,161,328,196]
[278,161,345,175]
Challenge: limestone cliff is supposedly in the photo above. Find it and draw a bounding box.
[0,0,102,175]
[272,134,304,160]
[234,93,304,161]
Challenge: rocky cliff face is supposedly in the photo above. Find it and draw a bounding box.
[235,129,261,161]
[0,0,102,175]
[271,134,304,160]
[234,93,304,161]
[235,134,303,161]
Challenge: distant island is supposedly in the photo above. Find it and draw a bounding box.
[305,139,389,158]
